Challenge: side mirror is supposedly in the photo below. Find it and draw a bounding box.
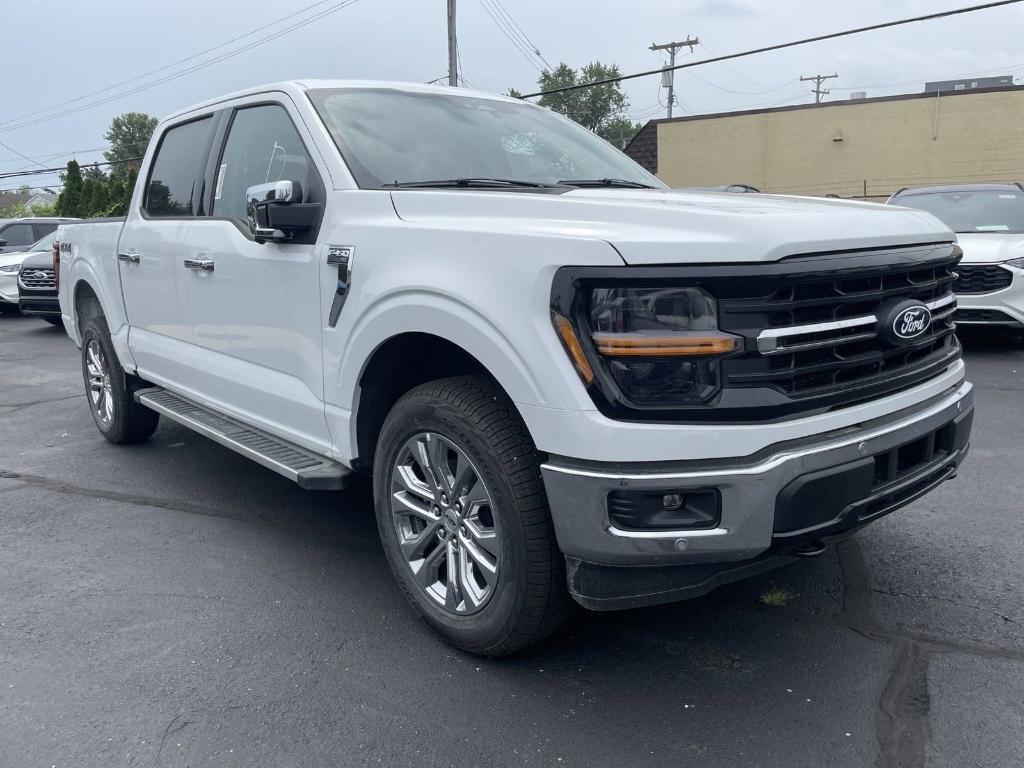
[0,238,7,247]
[246,180,321,243]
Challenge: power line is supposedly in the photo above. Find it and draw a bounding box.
[0,140,50,172]
[0,0,341,132]
[489,0,553,70]
[477,0,545,73]
[0,157,144,182]
[519,0,1024,99]
[0,0,364,135]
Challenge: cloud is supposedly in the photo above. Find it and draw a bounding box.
[692,0,762,17]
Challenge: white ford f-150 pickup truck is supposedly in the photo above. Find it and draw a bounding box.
[57,80,973,655]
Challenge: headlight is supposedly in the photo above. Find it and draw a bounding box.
[0,264,21,273]
[1005,257,1024,270]
[553,286,741,407]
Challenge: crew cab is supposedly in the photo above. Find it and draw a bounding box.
[56,80,974,655]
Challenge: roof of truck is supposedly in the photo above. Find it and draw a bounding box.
[164,80,519,122]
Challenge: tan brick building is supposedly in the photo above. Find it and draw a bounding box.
[624,85,1024,200]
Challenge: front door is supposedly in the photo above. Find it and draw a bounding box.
[183,101,331,455]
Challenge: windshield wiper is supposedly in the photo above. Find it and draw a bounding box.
[558,178,658,189]
[384,177,558,189]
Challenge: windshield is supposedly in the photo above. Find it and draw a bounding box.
[894,189,1024,233]
[308,88,664,190]
[31,231,57,251]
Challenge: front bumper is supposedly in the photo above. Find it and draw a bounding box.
[0,274,18,305]
[955,265,1024,327]
[541,380,973,610]
[18,293,60,318]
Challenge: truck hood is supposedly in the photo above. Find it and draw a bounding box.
[954,233,1024,264]
[391,188,954,265]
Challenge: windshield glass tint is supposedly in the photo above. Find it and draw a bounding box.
[31,231,57,251]
[895,190,1024,233]
[308,88,663,189]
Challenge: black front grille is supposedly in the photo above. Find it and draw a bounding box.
[720,246,960,404]
[954,308,1022,325]
[18,267,56,290]
[954,264,1012,294]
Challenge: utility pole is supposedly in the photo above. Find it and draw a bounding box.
[800,73,838,103]
[447,0,459,87]
[650,37,699,119]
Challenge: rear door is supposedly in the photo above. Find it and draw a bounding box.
[183,98,332,454]
[119,114,217,391]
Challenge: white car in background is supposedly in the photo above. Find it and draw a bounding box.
[887,183,1024,334]
[0,230,58,314]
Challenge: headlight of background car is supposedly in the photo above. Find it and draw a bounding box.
[0,264,22,273]
[553,286,741,407]
[1005,257,1024,270]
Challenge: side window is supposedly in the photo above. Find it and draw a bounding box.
[213,104,313,220]
[144,117,214,217]
[32,223,58,241]
[0,223,36,247]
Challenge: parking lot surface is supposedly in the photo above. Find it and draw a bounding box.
[1,314,1022,768]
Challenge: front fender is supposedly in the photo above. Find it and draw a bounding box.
[327,287,596,461]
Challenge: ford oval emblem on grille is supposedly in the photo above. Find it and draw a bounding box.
[29,271,48,280]
[879,299,932,346]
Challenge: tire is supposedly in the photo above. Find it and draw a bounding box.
[373,376,570,656]
[0,303,19,315]
[80,314,159,444]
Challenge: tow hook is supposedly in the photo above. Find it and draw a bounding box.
[792,540,827,558]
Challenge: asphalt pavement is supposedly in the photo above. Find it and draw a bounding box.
[1,313,1021,768]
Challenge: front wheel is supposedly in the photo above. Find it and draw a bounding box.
[373,376,570,656]
[80,315,159,444]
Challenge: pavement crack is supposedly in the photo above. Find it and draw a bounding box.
[0,393,84,414]
[154,713,190,767]
[875,640,932,768]
[870,587,1020,625]
[0,468,235,520]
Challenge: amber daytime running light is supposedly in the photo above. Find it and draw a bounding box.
[551,312,595,385]
[592,331,738,357]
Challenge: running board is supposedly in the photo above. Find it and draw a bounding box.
[134,387,352,490]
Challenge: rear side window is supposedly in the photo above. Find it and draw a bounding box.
[32,223,58,241]
[0,223,36,247]
[212,104,313,220]
[144,117,214,217]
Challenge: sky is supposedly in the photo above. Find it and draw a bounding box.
[3,0,1023,192]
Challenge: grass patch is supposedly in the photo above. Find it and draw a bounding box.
[760,587,792,607]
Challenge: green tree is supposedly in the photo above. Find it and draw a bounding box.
[530,62,642,148]
[56,161,85,217]
[103,112,158,173]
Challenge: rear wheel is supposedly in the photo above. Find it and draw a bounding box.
[373,376,570,656]
[80,314,159,444]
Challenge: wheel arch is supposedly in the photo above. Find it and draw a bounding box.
[351,331,527,473]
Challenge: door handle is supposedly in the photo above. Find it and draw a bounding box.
[183,257,215,272]
[118,252,140,264]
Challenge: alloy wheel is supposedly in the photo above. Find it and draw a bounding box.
[85,339,114,427]
[389,431,501,615]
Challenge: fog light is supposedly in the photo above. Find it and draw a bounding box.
[608,489,720,531]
